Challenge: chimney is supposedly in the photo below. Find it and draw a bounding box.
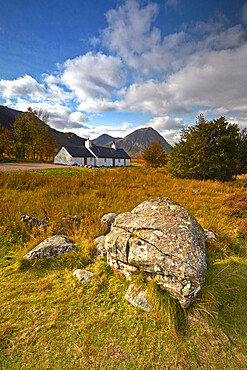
[85,138,92,148]
[112,141,116,149]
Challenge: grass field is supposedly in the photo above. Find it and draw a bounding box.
[0,166,246,369]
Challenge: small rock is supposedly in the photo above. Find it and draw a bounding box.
[23,235,77,261]
[101,213,117,233]
[62,215,83,225]
[193,189,199,194]
[94,235,106,258]
[204,229,219,242]
[21,215,49,230]
[125,284,151,312]
[73,269,94,284]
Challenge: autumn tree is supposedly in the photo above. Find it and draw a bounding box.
[13,108,57,160]
[13,114,33,158]
[169,116,246,181]
[0,127,12,158]
[143,140,167,167]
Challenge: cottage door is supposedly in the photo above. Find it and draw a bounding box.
[84,158,87,166]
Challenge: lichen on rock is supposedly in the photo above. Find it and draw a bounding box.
[100,197,207,308]
[23,235,77,261]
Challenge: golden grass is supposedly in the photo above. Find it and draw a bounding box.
[0,166,246,368]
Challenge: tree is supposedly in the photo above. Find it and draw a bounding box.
[143,141,167,168]
[13,114,33,159]
[0,127,12,158]
[169,116,245,181]
[13,108,57,160]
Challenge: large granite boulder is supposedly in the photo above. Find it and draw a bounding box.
[23,235,77,261]
[104,197,207,308]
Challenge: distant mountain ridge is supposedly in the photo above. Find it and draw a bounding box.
[92,134,122,146]
[105,127,171,154]
[0,105,86,148]
[0,105,171,155]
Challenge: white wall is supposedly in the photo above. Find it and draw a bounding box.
[73,157,95,166]
[54,148,74,165]
[115,158,125,166]
[95,158,113,167]
[125,159,131,166]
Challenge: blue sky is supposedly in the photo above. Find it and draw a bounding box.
[1,0,247,143]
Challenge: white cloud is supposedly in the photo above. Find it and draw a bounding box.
[104,0,159,62]
[60,52,123,101]
[0,75,49,100]
[166,43,247,112]
[102,0,192,77]
[145,116,184,131]
[70,121,133,140]
[226,114,247,131]
[8,99,90,130]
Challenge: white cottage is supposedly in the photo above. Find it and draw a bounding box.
[54,139,131,167]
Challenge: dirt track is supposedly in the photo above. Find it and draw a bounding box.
[0,163,73,171]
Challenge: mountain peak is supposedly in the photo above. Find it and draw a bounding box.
[109,127,171,154]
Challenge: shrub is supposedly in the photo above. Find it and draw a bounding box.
[169,116,246,181]
[143,141,167,168]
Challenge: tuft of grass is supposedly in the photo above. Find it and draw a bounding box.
[147,279,187,333]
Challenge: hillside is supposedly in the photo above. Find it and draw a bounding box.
[108,127,171,154]
[92,134,122,146]
[0,105,86,148]
[0,105,171,154]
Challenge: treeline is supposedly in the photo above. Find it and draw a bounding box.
[143,116,247,181]
[0,108,57,161]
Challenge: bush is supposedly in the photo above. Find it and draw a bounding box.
[169,116,246,181]
[143,141,167,168]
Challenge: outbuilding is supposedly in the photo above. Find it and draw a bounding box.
[53,139,131,167]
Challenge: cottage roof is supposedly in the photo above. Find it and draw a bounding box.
[116,148,131,159]
[63,146,93,158]
[89,146,131,159]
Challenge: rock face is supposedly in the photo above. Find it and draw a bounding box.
[23,235,77,261]
[101,213,117,233]
[94,235,107,259]
[73,269,94,284]
[125,284,151,312]
[104,197,207,308]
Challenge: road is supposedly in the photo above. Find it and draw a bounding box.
[0,163,73,171]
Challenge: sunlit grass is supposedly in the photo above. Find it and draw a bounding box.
[0,166,246,368]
